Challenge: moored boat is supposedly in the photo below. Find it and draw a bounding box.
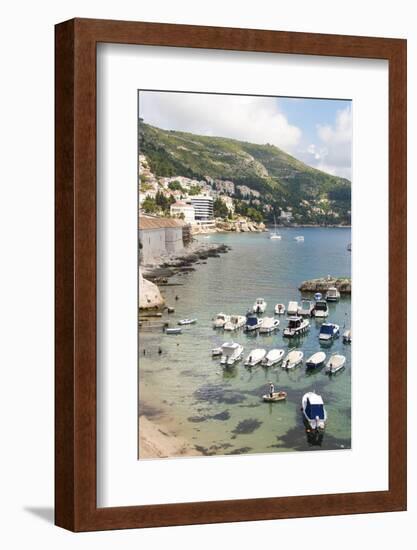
[263,391,287,402]
[262,348,285,367]
[325,287,341,302]
[178,318,197,325]
[326,354,346,374]
[343,329,352,343]
[244,348,267,367]
[245,313,263,332]
[295,235,304,242]
[212,312,230,329]
[306,351,326,369]
[274,303,286,315]
[224,315,246,331]
[314,292,322,301]
[211,346,223,357]
[298,299,314,317]
[313,300,329,318]
[252,297,267,314]
[302,392,327,430]
[282,349,304,369]
[319,323,340,341]
[165,327,182,335]
[220,342,244,366]
[287,301,298,316]
[259,317,280,334]
[283,316,310,338]
[269,215,282,240]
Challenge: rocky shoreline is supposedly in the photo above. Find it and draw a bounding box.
[140,240,231,309]
[299,276,351,294]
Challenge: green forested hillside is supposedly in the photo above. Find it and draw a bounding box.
[139,121,351,224]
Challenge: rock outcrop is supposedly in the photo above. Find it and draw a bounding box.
[299,276,351,294]
[139,269,165,310]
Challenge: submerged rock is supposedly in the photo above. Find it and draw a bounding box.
[231,418,263,435]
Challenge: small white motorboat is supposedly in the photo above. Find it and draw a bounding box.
[263,391,287,402]
[283,316,310,338]
[313,300,329,318]
[211,346,223,357]
[244,348,267,367]
[302,392,327,430]
[178,318,197,325]
[282,349,304,369]
[224,315,246,331]
[259,317,280,334]
[319,323,340,341]
[252,297,267,314]
[343,329,351,343]
[262,348,285,367]
[212,312,230,329]
[314,292,322,301]
[287,301,299,316]
[298,299,314,317]
[220,342,244,366]
[244,313,263,332]
[326,287,341,302]
[326,354,346,374]
[295,235,304,242]
[274,303,286,315]
[306,351,326,369]
[165,327,182,335]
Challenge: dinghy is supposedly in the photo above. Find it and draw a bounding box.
[263,391,287,402]
[283,349,304,369]
[211,346,223,357]
[295,235,304,242]
[259,317,280,334]
[274,303,286,315]
[165,327,182,335]
[302,392,327,430]
[178,318,197,325]
[244,348,267,367]
[343,329,351,343]
[220,342,244,366]
[306,351,326,369]
[326,354,346,374]
[314,292,322,301]
[262,349,285,367]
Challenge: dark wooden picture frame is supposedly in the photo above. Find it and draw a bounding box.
[55,18,407,532]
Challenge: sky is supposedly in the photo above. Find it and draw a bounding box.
[139,91,352,180]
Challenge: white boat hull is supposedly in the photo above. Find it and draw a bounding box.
[283,351,303,369]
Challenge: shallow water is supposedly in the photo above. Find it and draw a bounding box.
[139,227,351,457]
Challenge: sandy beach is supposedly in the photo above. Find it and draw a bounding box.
[138,415,202,459]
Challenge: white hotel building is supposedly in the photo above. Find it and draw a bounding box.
[190,195,214,227]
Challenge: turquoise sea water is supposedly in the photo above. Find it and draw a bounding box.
[139,227,351,457]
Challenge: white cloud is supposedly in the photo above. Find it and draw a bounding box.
[139,92,302,152]
[308,106,352,179]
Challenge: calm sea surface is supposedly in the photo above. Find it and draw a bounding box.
[139,227,351,457]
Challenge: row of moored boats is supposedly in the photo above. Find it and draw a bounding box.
[211,343,346,374]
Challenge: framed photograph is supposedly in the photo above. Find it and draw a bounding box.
[55,18,407,531]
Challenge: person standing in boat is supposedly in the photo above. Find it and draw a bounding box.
[269,382,274,398]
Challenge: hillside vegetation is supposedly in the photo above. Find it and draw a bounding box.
[139,121,351,224]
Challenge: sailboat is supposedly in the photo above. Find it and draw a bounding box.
[269,215,281,240]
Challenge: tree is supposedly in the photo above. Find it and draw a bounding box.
[168,181,184,192]
[246,207,264,223]
[188,185,202,196]
[142,196,157,213]
[213,197,229,219]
